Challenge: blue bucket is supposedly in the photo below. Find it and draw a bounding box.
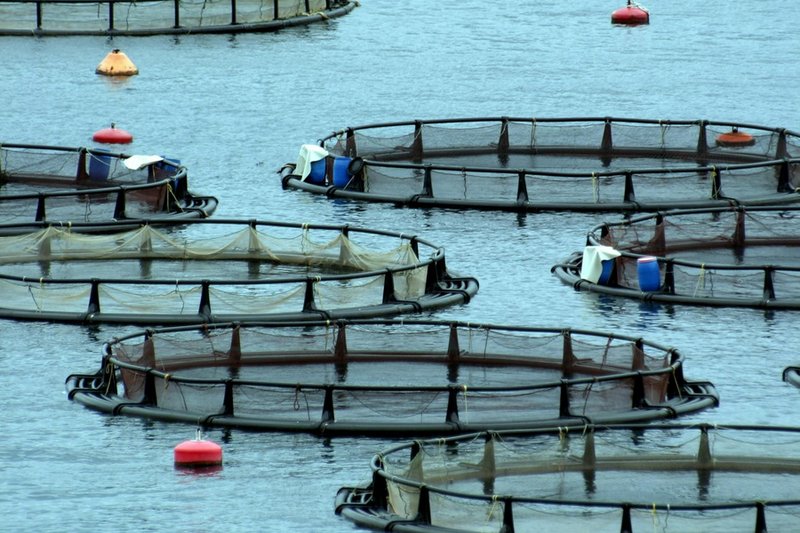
[637,256,661,291]
[332,156,353,188]
[598,259,614,285]
[88,150,112,181]
[308,159,327,184]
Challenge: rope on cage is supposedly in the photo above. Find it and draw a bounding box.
[294,385,301,410]
[487,495,500,521]
[460,384,468,422]
[166,183,183,212]
[176,280,185,314]
[530,118,537,148]
[693,264,707,297]
[83,195,92,221]
[671,366,683,400]
[592,172,599,203]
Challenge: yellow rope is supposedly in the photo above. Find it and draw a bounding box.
[693,264,706,297]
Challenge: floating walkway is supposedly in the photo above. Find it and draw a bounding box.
[66,320,717,435]
[0,0,356,36]
[0,142,217,231]
[336,423,800,532]
[551,205,800,310]
[281,117,800,213]
[0,219,477,325]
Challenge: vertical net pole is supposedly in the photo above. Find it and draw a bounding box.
[35,1,42,30]
[480,433,496,479]
[321,386,335,422]
[620,503,633,533]
[223,380,235,415]
[77,148,89,180]
[371,466,389,509]
[601,118,613,154]
[583,431,596,467]
[502,499,515,533]
[198,280,211,317]
[447,323,460,362]
[231,0,238,24]
[174,0,181,28]
[382,270,396,304]
[416,486,432,525]
[561,330,576,377]
[334,322,347,360]
[345,128,357,157]
[559,380,571,417]
[754,502,767,533]
[663,259,675,294]
[516,170,529,204]
[35,194,46,222]
[303,278,316,311]
[113,189,126,219]
[228,324,241,364]
[697,425,712,466]
[732,207,746,248]
[87,279,101,314]
[446,387,460,424]
[623,171,635,203]
[763,267,776,300]
[777,160,792,192]
[498,117,510,156]
[108,2,115,31]
[411,121,424,162]
[421,165,433,197]
[696,120,708,160]
[776,128,788,159]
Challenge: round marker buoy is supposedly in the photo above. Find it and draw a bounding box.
[611,1,649,25]
[174,431,223,468]
[93,123,133,144]
[715,127,755,147]
[96,49,139,76]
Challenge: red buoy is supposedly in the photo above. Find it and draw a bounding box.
[612,1,649,25]
[174,432,223,467]
[93,123,133,144]
[716,127,755,147]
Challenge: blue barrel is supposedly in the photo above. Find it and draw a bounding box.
[637,256,661,291]
[332,156,353,188]
[308,159,326,184]
[598,259,614,285]
[88,150,112,181]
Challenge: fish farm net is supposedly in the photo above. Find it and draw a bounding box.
[66,320,718,435]
[282,117,800,212]
[0,143,216,226]
[0,220,477,324]
[336,424,800,532]
[552,205,800,309]
[0,0,354,36]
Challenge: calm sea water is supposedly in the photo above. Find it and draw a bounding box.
[2,1,800,531]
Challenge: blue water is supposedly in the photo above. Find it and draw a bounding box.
[2,1,800,531]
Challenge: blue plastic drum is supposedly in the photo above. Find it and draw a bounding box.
[637,256,661,291]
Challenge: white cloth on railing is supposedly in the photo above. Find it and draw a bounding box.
[580,245,621,283]
[295,144,329,181]
[123,154,164,170]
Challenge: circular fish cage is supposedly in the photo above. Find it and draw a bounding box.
[336,423,800,532]
[551,205,800,310]
[0,219,477,325]
[280,117,800,213]
[0,0,356,36]
[0,142,217,232]
[65,320,718,436]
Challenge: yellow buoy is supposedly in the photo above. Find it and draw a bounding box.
[96,49,139,76]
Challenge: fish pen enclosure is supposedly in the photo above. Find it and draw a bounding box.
[0,0,355,36]
[336,423,800,532]
[281,117,800,213]
[0,142,217,229]
[551,205,800,309]
[0,219,477,324]
[66,320,718,435]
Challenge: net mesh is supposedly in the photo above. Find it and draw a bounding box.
[369,425,800,532]
[91,322,709,430]
[0,0,331,34]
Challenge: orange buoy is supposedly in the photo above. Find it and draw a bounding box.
[93,123,133,144]
[716,127,756,147]
[612,1,649,25]
[96,49,139,76]
[174,431,223,468]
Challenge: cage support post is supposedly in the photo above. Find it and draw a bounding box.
[620,503,633,533]
[345,127,357,157]
[77,148,89,180]
[561,330,576,377]
[502,499,515,533]
[174,0,182,28]
[321,386,335,423]
[35,194,46,222]
[447,323,460,362]
[303,278,316,312]
[777,159,792,192]
[231,0,238,25]
[416,486,432,525]
[762,267,776,301]
[411,120,424,162]
[198,280,211,318]
[623,171,635,203]
[421,165,433,197]
[696,120,708,160]
[382,270,396,304]
[516,170,529,204]
[87,279,101,315]
[113,189,126,219]
[371,467,389,509]
[559,380,571,417]
[754,502,767,533]
[446,387,460,424]
[583,431,596,467]
[222,380,235,415]
[498,117,510,156]
[697,425,712,466]
[663,260,675,294]
[228,324,241,364]
[480,432,496,479]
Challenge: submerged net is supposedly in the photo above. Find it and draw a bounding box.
[0,0,349,36]
[286,118,800,211]
[67,320,718,433]
[356,424,800,532]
